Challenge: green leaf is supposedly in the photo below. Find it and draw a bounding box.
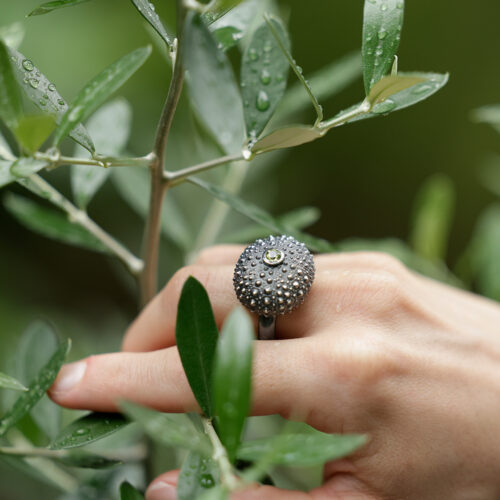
[10,157,49,178]
[15,321,61,439]
[0,372,28,392]
[264,15,323,124]
[189,177,335,253]
[176,276,219,417]
[111,167,192,250]
[120,481,145,500]
[479,156,500,198]
[198,486,228,500]
[410,174,455,261]
[0,40,23,130]
[130,0,173,48]
[53,46,151,147]
[120,401,212,455]
[362,0,405,94]
[3,192,108,253]
[55,450,121,469]
[241,17,289,140]
[8,46,94,152]
[50,412,129,450]
[472,104,500,135]
[339,72,449,123]
[278,51,362,121]
[238,429,367,466]
[0,130,14,160]
[213,307,253,463]
[178,451,219,500]
[184,13,244,154]
[203,0,246,24]
[367,74,425,107]
[467,204,500,301]
[251,125,323,153]
[222,206,321,243]
[0,160,17,188]
[28,0,93,16]
[14,115,56,154]
[71,98,132,208]
[0,339,70,437]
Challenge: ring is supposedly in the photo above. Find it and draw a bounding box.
[233,235,315,340]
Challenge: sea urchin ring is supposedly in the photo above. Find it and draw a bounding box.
[233,235,315,340]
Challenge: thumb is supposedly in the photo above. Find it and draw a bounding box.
[146,470,375,500]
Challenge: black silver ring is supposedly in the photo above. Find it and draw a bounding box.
[233,235,315,340]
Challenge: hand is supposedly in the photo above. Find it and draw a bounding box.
[49,246,500,500]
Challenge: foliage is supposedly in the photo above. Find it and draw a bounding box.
[2,0,486,498]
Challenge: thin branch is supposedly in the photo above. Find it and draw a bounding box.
[139,0,187,306]
[203,419,240,491]
[165,153,245,186]
[318,100,371,131]
[34,151,154,169]
[26,175,144,276]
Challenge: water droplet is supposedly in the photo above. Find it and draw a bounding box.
[256,90,270,111]
[149,1,155,11]
[28,78,39,89]
[22,59,34,71]
[199,474,215,489]
[58,99,65,106]
[263,43,272,53]
[378,29,387,40]
[276,74,284,83]
[242,147,254,161]
[372,99,396,114]
[375,48,383,56]
[48,83,56,92]
[381,2,388,11]
[248,48,259,61]
[412,84,432,95]
[75,428,89,436]
[260,69,271,85]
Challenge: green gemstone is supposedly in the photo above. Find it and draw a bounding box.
[263,248,284,266]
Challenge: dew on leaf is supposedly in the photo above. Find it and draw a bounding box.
[256,90,270,111]
[260,69,271,85]
[28,78,39,89]
[22,59,34,71]
[248,48,259,61]
[48,83,56,92]
[199,474,215,489]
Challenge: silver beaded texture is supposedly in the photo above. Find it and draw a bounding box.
[233,235,315,317]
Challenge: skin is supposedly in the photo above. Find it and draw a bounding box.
[49,246,500,500]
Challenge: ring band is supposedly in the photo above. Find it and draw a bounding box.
[233,235,315,340]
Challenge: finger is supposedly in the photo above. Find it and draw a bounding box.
[146,470,374,500]
[49,339,328,420]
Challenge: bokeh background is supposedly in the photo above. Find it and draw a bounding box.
[1,0,500,498]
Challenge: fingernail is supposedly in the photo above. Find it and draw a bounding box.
[146,481,176,500]
[51,361,86,393]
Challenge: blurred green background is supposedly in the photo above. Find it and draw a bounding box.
[0,0,500,497]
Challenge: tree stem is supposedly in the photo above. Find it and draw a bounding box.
[34,151,154,169]
[139,0,186,307]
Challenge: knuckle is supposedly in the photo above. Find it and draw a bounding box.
[194,245,241,265]
[352,251,407,276]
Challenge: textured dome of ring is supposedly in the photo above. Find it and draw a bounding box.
[233,235,315,317]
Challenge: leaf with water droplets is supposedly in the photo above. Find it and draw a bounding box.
[176,276,219,418]
[0,339,70,437]
[240,17,289,140]
[120,401,212,455]
[14,115,56,154]
[341,72,449,123]
[71,98,132,208]
[3,193,109,253]
[120,481,145,500]
[0,40,23,131]
[8,46,94,152]
[50,412,129,449]
[55,450,121,469]
[189,177,336,253]
[14,321,62,439]
[0,160,17,188]
[53,45,151,147]
[213,307,254,463]
[252,125,323,153]
[0,372,28,392]
[178,451,219,500]
[367,74,425,106]
[203,0,246,25]
[28,0,93,16]
[264,15,323,125]
[362,0,405,94]
[238,427,368,466]
[130,0,173,48]
[184,13,244,154]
